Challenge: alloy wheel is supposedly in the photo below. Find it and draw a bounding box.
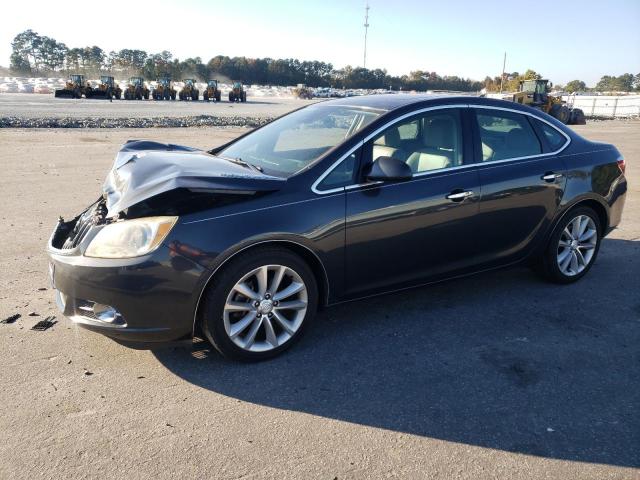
[223,264,308,352]
[556,214,597,276]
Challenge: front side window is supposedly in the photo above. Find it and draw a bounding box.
[317,153,357,190]
[220,105,382,177]
[475,110,542,161]
[368,109,464,174]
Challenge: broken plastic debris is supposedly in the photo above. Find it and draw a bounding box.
[31,316,57,331]
[1,314,21,324]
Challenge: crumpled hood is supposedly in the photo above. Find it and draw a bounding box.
[103,140,285,217]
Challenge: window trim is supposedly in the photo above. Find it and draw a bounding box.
[470,106,571,166]
[311,103,571,195]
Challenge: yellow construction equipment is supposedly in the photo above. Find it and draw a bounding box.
[123,77,149,100]
[228,81,247,102]
[89,76,122,100]
[203,80,222,102]
[54,74,92,98]
[179,79,199,101]
[512,79,585,125]
[152,76,176,100]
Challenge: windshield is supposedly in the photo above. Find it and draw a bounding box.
[218,104,383,177]
[208,80,217,87]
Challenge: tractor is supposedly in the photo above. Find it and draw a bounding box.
[228,81,247,102]
[512,79,585,125]
[54,74,92,98]
[89,76,122,100]
[179,79,199,101]
[152,76,177,100]
[123,77,149,100]
[203,79,221,102]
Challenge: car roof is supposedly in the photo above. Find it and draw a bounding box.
[317,93,553,117]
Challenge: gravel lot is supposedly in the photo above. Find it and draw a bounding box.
[0,121,638,479]
[0,92,311,118]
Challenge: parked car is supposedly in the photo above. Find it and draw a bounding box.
[47,95,627,361]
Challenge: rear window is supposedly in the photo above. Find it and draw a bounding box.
[475,110,542,161]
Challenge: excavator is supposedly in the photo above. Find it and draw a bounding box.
[512,79,585,125]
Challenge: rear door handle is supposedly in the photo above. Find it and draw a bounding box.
[446,190,474,201]
[541,172,563,182]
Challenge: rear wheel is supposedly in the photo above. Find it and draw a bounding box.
[201,247,318,361]
[537,206,602,284]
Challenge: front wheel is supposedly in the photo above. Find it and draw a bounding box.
[201,248,318,361]
[537,207,602,284]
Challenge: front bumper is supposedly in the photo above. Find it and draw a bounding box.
[47,219,209,344]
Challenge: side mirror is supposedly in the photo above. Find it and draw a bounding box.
[366,156,413,182]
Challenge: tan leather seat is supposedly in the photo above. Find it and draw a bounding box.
[373,127,408,162]
[406,118,455,172]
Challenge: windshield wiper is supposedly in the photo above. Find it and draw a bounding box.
[218,155,263,173]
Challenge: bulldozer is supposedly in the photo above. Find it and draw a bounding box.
[512,79,585,125]
[89,76,122,100]
[228,81,247,102]
[123,77,149,100]
[54,74,92,98]
[203,79,221,102]
[179,79,199,101]
[152,76,177,100]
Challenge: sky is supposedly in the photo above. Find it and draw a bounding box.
[2,0,639,86]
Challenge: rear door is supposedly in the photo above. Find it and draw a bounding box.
[470,107,568,265]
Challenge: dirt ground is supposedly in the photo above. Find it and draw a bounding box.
[0,121,638,480]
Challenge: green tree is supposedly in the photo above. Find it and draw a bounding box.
[565,80,586,93]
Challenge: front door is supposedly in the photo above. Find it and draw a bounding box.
[344,107,482,297]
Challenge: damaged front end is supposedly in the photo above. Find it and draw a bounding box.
[45,139,287,343]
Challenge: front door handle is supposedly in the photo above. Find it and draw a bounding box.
[446,190,474,201]
[541,172,563,182]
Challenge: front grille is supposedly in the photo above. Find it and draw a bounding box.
[56,199,107,250]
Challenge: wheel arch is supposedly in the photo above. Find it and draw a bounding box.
[192,239,330,336]
[558,196,610,233]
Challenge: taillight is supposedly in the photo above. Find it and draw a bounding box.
[617,157,626,174]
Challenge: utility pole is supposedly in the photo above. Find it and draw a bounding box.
[363,3,370,69]
[499,51,507,93]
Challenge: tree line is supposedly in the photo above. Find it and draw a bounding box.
[8,29,483,91]
[8,30,640,93]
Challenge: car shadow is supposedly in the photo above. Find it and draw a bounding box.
[153,238,640,467]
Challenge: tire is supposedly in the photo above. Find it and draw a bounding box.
[216,92,221,102]
[203,92,208,101]
[229,92,233,102]
[571,108,586,125]
[200,247,318,361]
[536,206,602,284]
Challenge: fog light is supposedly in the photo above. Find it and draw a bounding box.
[92,303,123,325]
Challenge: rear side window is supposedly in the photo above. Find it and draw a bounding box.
[475,110,542,161]
[535,120,567,151]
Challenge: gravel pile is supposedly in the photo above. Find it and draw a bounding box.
[0,115,274,128]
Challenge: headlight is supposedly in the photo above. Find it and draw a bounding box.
[85,216,177,258]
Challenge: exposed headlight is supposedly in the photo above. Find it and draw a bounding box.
[85,216,177,258]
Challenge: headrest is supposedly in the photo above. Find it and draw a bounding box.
[424,118,455,150]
